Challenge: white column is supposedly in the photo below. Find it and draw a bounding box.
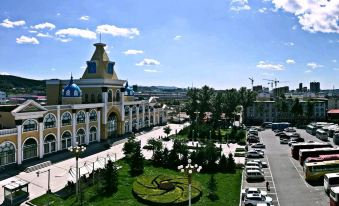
[148,108,151,127]
[72,113,76,146]
[157,109,160,125]
[153,110,156,126]
[142,103,145,128]
[56,106,61,151]
[16,125,22,165]
[136,106,140,130]
[129,107,132,132]
[97,110,101,142]
[39,122,44,158]
[102,92,108,125]
[85,112,90,145]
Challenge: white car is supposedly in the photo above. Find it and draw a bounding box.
[244,194,273,206]
[247,159,268,168]
[252,143,266,149]
[241,187,268,200]
[245,166,263,173]
[246,150,264,158]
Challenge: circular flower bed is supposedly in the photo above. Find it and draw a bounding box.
[132,174,202,205]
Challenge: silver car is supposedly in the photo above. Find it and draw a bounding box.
[244,194,273,206]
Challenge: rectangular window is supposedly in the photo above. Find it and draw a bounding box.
[87,61,96,73]
[107,62,114,74]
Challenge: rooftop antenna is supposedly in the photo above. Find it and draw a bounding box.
[99,33,102,43]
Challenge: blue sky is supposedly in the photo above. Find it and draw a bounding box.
[0,0,338,90]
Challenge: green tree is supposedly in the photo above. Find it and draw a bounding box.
[291,98,303,124]
[211,92,223,130]
[163,126,172,138]
[227,153,236,173]
[306,99,314,123]
[122,135,139,159]
[218,154,228,173]
[198,85,214,123]
[185,88,199,122]
[238,87,257,123]
[103,160,118,194]
[204,142,220,172]
[129,142,144,176]
[144,138,163,156]
[152,149,164,167]
[207,175,219,201]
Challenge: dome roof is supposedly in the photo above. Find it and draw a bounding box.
[124,82,134,96]
[63,76,82,97]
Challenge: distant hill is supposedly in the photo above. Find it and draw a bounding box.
[0,75,45,94]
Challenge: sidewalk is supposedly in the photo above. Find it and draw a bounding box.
[0,123,186,205]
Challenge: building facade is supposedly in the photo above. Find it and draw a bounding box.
[246,99,327,123]
[0,43,167,166]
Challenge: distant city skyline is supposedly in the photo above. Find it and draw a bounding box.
[0,0,338,90]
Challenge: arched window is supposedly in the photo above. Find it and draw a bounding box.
[108,90,113,102]
[23,138,38,160]
[132,106,137,115]
[150,107,154,112]
[23,120,37,132]
[0,142,16,166]
[61,112,72,126]
[74,90,78,96]
[89,110,97,122]
[145,116,149,126]
[125,120,129,133]
[91,94,95,103]
[145,105,149,112]
[44,134,56,154]
[89,127,97,142]
[116,90,120,102]
[139,106,143,113]
[139,118,143,127]
[61,131,72,149]
[77,111,85,124]
[66,90,70,96]
[44,113,56,129]
[107,113,117,138]
[125,106,130,116]
[132,119,137,131]
[150,115,154,124]
[77,129,86,145]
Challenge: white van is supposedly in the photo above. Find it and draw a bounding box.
[246,169,265,181]
[324,173,339,193]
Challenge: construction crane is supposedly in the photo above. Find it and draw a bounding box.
[249,77,254,88]
[263,78,289,89]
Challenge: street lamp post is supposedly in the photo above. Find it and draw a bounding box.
[69,144,86,200]
[178,159,202,206]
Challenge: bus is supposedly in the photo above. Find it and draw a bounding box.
[291,142,332,159]
[304,154,339,164]
[330,186,339,206]
[328,125,339,138]
[304,160,339,181]
[306,124,316,135]
[300,148,339,166]
[271,122,290,131]
[316,129,328,141]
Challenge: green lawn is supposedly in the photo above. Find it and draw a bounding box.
[30,160,242,206]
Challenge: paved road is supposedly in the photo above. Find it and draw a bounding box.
[260,129,330,206]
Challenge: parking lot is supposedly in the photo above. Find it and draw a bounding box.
[241,128,331,206]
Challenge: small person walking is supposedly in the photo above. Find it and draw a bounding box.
[266,181,270,191]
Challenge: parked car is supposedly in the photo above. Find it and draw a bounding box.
[252,143,266,149]
[253,149,265,155]
[280,139,289,144]
[275,132,285,136]
[246,150,264,158]
[246,161,262,169]
[284,127,296,132]
[244,194,273,206]
[235,147,246,157]
[241,187,268,200]
[245,170,265,181]
[288,140,297,146]
[245,166,263,173]
[247,159,268,168]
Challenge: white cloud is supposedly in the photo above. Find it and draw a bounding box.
[332,59,337,63]
[96,25,140,38]
[144,69,160,73]
[55,28,96,39]
[271,0,339,34]
[37,33,53,38]
[258,8,268,13]
[230,0,251,12]
[305,70,312,73]
[31,22,56,30]
[29,30,38,33]
[174,35,182,40]
[56,37,72,43]
[136,58,160,66]
[256,61,285,71]
[79,16,90,21]
[307,62,323,69]
[0,19,25,28]
[0,72,10,75]
[80,65,86,70]
[123,49,144,55]
[286,59,296,64]
[16,35,39,44]
[292,25,297,30]
[334,68,339,71]
[284,42,295,46]
[56,13,61,16]
[51,68,56,71]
